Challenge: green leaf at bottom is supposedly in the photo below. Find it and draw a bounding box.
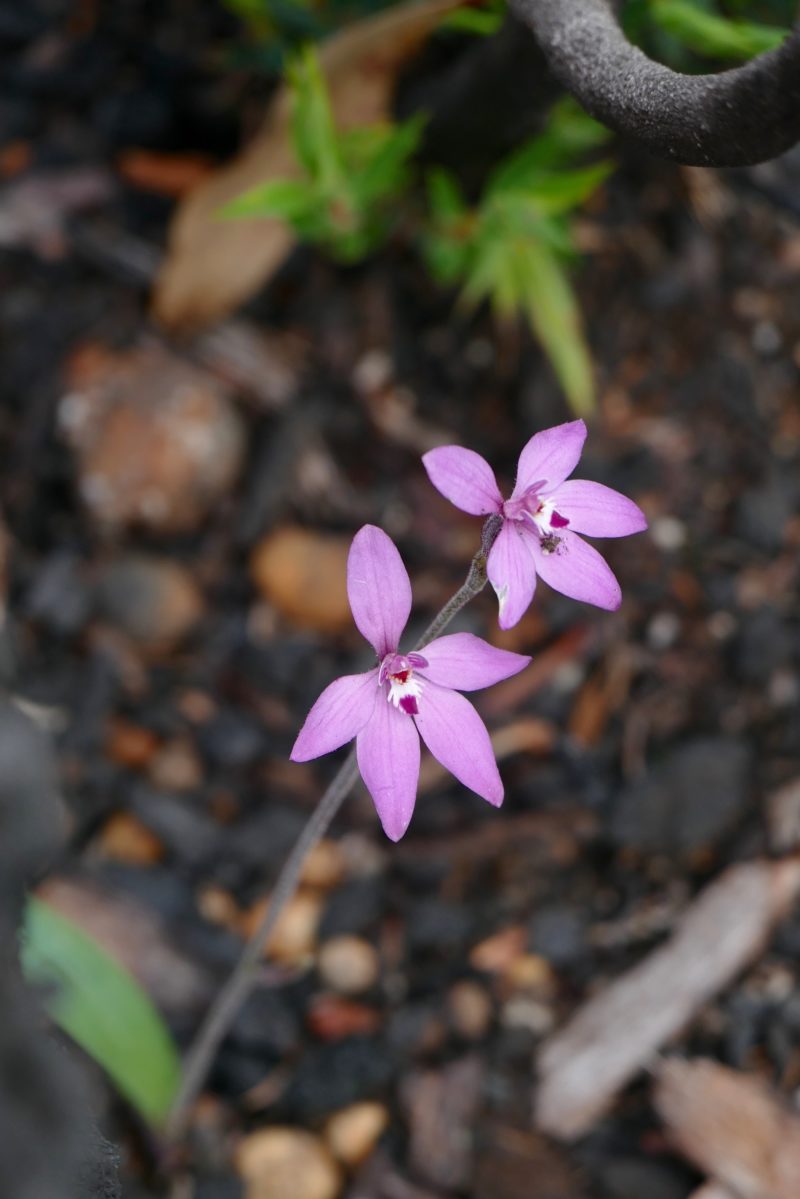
[21,896,181,1126]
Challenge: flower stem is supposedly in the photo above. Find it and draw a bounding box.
[415,513,502,649]
[166,516,501,1143]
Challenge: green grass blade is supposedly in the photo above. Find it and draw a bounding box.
[21,897,181,1127]
[650,0,789,59]
[517,240,595,416]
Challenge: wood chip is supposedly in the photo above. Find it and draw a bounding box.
[655,1057,800,1199]
[534,858,800,1140]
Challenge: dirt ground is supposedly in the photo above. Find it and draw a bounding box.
[1,3,800,1198]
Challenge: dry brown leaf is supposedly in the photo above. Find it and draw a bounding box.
[655,1058,800,1199]
[534,858,800,1140]
[153,0,463,329]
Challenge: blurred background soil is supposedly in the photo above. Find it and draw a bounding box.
[0,2,799,1198]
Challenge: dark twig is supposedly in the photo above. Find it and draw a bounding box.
[166,518,501,1143]
[510,0,800,166]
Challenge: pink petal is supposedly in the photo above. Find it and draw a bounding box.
[422,446,503,516]
[552,479,648,538]
[291,670,379,762]
[357,698,420,841]
[420,632,530,691]
[512,420,587,498]
[531,528,621,610]
[415,682,503,806]
[347,525,411,657]
[486,521,538,630]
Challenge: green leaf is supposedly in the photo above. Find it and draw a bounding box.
[21,897,181,1127]
[439,2,505,36]
[288,44,346,190]
[219,177,314,220]
[426,168,468,222]
[346,113,425,208]
[524,162,613,214]
[650,0,789,59]
[493,161,613,213]
[516,239,595,416]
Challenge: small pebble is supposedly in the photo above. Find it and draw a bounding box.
[469,926,526,974]
[318,935,379,995]
[352,349,392,395]
[251,527,351,634]
[60,344,244,533]
[106,719,159,768]
[235,1128,341,1199]
[323,1102,389,1166]
[96,555,204,649]
[501,997,555,1036]
[447,980,493,1040]
[650,516,687,552]
[301,840,346,890]
[95,811,164,865]
[646,611,682,651]
[148,737,203,791]
[242,891,323,964]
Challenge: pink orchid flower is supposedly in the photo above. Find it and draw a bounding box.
[290,525,530,841]
[423,419,647,630]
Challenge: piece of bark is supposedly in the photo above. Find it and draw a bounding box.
[534,858,800,1139]
[655,1058,800,1199]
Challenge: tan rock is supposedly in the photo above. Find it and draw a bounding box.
[95,811,164,865]
[148,737,203,791]
[96,555,203,649]
[242,890,323,965]
[324,1102,389,1167]
[235,1127,341,1199]
[60,343,244,533]
[251,527,351,634]
[300,840,346,889]
[447,980,493,1040]
[317,935,379,996]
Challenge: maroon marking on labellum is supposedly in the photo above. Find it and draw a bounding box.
[400,695,419,715]
[550,510,569,528]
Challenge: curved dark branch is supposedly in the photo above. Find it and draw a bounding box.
[509,0,800,166]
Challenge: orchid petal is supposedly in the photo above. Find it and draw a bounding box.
[512,420,587,498]
[357,698,420,841]
[415,682,503,806]
[422,446,503,516]
[486,522,538,630]
[552,479,648,538]
[531,528,621,610]
[347,525,411,657]
[420,633,530,691]
[291,670,379,762]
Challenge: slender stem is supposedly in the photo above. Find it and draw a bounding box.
[166,516,502,1143]
[414,514,501,650]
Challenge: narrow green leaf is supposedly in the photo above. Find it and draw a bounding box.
[426,168,467,221]
[516,240,595,416]
[288,44,345,189]
[650,0,789,59]
[219,177,314,220]
[348,114,425,207]
[21,897,181,1127]
[489,99,612,194]
[511,162,613,215]
[439,2,504,36]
